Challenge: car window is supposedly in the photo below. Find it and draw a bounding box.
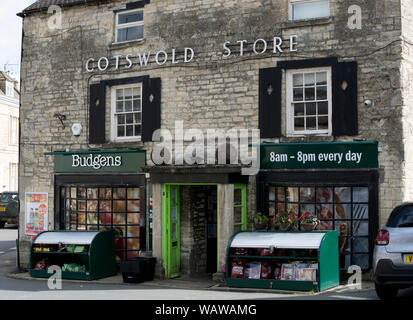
[0,194,9,202]
[388,206,413,228]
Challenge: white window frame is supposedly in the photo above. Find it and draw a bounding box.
[9,116,18,145]
[6,81,14,97]
[289,0,330,21]
[110,83,143,142]
[286,67,332,137]
[115,8,144,43]
[9,163,17,191]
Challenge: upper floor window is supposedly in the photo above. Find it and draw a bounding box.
[10,116,18,145]
[111,84,142,142]
[289,0,330,21]
[115,9,144,43]
[286,67,332,136]
[6,81,14,97]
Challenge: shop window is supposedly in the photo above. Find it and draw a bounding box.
[115,9,144,43]
[268,185,370,270]
[60,186,144,260]
[111,84,142,142]
[286,67,332,136]
[289,0,330,21]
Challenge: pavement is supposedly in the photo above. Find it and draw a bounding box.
[2,228,412,300]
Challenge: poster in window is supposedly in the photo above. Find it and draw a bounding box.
[25,192,48,235]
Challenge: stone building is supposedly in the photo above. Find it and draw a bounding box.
[17,0,413,279]
[0,71,19,193]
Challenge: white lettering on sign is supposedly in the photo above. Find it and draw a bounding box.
[318,153,343,164]
[346,151,362,164]
[269,152,288,163]
[297,152,316,164]
[72,154,122,170]
[85,35,299,73]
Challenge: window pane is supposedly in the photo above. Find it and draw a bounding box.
[316,72,327,85]
[133,99,141,112]
[353,187,369,202]
[117,114,125,124]
[127,188,140,199]
[117,25,144,42]
[118,11,143,24]
[318,102,328,115]
[294,103,305,116]
[134,113,142,123]
[352,204,368,220]
[292,0,330,20]
[293,88,303,101]
[305,87,315,100]
[126,125,134,136]
[99,188,112,199]
[116,89,123,100]
[127,200,140,212]
[353,221,369,236]
[126,113,134,124]
[318,204,333,220]
[353,254,369,269]
[125,100,132,112]
[286,187,299,202]
[306,117,316,130]
[294,117,304,131]
[116,101,124,112]
[300,187,315,202]
[317,188,333,203]
[135,125,142,136]
[353,238,369,253]
[306,102,316,115]
[234,189,242,206]
[293,74,303,87]
[318,117,328,130]
[317,86,327,100]
[234,207,242,224]
[117,126,125,137]
[304,73,315,86]
[269,187,276,201]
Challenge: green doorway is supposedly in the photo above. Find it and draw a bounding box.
[162,183,246,279]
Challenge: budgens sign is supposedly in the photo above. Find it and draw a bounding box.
[48,150,146,173]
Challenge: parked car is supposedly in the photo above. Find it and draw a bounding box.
[373,202,413,299]
[0,191,19,228]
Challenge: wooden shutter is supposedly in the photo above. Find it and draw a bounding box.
[142,77,161,142]
[332,61,358,136]
[89,83,106,144]
[259,67,282,138]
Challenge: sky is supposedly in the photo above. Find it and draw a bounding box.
[0,0,37,81]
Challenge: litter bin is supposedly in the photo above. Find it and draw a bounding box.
[120,257,156,283]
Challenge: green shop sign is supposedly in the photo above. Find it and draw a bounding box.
[260,141,378,169]
[45,149,146,173]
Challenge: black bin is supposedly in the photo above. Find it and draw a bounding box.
[120,257,156,283]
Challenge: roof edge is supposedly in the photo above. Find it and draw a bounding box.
[17,0,104,18]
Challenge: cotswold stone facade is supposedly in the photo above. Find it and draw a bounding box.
[18,0,413,276]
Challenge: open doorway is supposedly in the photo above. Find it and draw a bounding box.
[162,184,218,278]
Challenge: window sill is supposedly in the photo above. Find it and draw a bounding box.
[282,17,333,29]
[280,135,335,144]
[109,39,146,49]
[90,141,145,149]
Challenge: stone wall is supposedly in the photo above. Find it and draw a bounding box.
[19,0,407,265]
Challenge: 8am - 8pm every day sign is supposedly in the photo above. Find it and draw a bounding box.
[260,141,379,170]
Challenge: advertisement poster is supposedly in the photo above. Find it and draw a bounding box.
[25,192,48,235]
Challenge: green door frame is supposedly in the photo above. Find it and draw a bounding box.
[161,183,247,278]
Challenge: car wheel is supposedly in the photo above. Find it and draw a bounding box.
[0,221,5,228]
[375,282,398,300]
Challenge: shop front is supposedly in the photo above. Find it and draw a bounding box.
[257,141,379,272]
[45,149,147,261]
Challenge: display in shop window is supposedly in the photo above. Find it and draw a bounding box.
[25,192,48,235]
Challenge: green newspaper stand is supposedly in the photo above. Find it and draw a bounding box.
[30,230,117,281]
[226,231,339,292]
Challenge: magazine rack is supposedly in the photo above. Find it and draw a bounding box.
[30,230,117,281]
[226,231,339,292]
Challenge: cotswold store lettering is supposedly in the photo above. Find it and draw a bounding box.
[260,142,379,169]
[72,154,122,170]
[85,35,298,72]
[50,150,146,173]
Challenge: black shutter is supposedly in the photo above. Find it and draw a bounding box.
[89,83,106,144]
[142,77,161,142]
[259,67,282,138]
[332,61,358,136]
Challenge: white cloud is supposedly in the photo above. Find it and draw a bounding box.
[0,0,37,80]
